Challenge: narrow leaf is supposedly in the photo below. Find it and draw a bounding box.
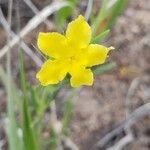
[91,29,110,44]
[93,62,116,75]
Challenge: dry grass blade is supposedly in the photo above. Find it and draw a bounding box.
[0,8,43,66]
[125,77,141,134]
[96,102,150,148]
[108,133,134,150]
[0,1,70,59]
[23,0,53,29]
[84,0,94,21]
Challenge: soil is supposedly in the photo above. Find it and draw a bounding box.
[70,0,150,149]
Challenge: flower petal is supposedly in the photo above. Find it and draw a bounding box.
[66,15,91,49]
[69,66,93,87]
[37,32,67,58]
[36,59,68,86]
[83,44,110,67]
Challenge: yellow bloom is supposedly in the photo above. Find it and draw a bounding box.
[36,15,113,87]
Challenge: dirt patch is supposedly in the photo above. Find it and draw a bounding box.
[70,0,150,149]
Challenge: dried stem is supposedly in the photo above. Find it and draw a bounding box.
[0,1,69,59]
[23,0,53,29]
[0,8,43,66]
[96,102,150,148]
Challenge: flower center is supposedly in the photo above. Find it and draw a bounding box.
[68,56,77,65]
[70,56,75,60]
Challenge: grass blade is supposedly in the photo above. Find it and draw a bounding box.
[22,99,38,150]
[18,49,38,150]
[62,99,73,135]
[93,62,116,75]
[91,29,110,44]
[5,0,22,149]
[92,0,128,36]
[55,0,78,30]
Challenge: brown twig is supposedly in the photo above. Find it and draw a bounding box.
[0,8,43,66]
[107,133,133,150]
[96,102,150,148]
[23,0,53,29]
[0,1,69,59]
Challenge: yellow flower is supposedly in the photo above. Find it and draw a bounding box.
[36,15,113,87]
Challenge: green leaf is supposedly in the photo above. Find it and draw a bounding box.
[93,62,116,75]
[92,0,128,36]
[18,47,38,150]
[0,67,22,150]
[62,99,73,135]
[55,0,78,30]
[106,0,127,29]
[22,99,38,150]
[49,129,57,150]
[91,29,110,44]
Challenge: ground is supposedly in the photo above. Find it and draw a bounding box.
[70,0,150,149]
